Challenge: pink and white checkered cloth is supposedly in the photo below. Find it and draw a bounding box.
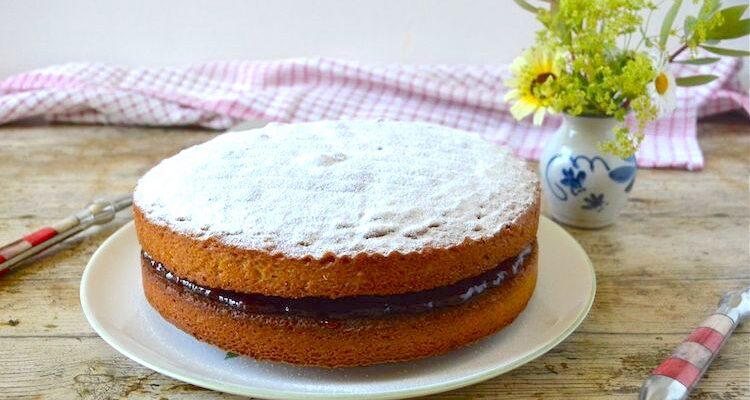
[0,58,746,170]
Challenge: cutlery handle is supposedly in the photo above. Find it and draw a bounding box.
[642,313,737,400]
[640,288,749,400]
[0,195,132,275]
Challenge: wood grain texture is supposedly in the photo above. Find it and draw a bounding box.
[0,115,748,399]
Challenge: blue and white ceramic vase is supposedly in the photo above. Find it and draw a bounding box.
[540,114,637,229]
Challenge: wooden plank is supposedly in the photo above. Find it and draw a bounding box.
[0,334,746,399]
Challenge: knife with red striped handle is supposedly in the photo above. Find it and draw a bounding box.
[640,286,750,400]
[0,195,132,277]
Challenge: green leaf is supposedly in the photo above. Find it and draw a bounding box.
[700,45,750,56]
[660,0,683,49]
[513,0,539,13]
[719,4,748,24]
[707,5,750,40]
[673,57,721,65]
[225,352,239,359]
[706,18,750,40]
[675,75,719,87]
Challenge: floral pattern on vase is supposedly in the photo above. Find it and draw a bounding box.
[559,167,587,197]
[581,193,607,212]
[545,154,636,210]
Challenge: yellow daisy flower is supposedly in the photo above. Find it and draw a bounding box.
[504,47,561,125]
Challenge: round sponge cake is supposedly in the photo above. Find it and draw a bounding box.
[133,120,540,367]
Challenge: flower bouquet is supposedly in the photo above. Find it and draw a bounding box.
[506,0,750,228]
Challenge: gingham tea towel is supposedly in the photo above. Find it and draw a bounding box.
[0,57,746,170]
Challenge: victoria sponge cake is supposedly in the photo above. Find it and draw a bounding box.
[133,120,540,367]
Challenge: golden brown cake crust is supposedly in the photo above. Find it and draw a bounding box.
[134,189,539,298]
[141,248,538,368]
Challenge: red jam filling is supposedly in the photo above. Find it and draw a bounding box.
[143,244,532,320]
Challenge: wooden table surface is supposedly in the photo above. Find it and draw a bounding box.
[0,115,748,399]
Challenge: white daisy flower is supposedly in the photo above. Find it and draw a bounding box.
[649,56,677,116]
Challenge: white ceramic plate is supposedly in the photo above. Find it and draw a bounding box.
[80,216,595,400]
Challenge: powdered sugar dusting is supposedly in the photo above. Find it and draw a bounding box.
[134,120,538,258]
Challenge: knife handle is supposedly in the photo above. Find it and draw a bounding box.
[640,312,738,400]
[0,195,132,275]
[0,215,83,276]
